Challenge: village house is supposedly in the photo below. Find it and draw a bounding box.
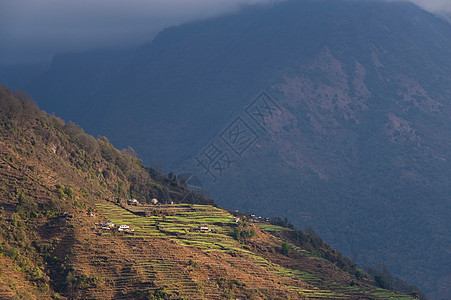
[117,224,134,232]
[127,198,139,206]
[198,225,209,232]
[103,222,115,228]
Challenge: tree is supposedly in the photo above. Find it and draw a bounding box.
[281,242,291,255]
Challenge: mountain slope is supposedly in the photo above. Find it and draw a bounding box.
[0,85,420,299]
[24,0,451,298]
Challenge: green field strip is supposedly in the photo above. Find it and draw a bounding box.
[363,288,416,300]
[271,267,321,284]
[286,286,347,299]
[287,244,309,255]
[256,224,294,232]
[176,240,218,249]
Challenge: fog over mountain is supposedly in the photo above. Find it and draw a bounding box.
[0,0,278,64]
[0,0,450,64]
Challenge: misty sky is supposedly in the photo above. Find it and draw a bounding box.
[0,0,450,65]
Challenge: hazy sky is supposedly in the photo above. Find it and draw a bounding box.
[0,0,449,65]
[409,0,451,12]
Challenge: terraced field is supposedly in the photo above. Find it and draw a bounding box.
[74,202,416,299]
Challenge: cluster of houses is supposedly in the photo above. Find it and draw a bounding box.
[99,222,134,232]
[233,209,269,222]
[127,198,159,206]
[249,214,270,222]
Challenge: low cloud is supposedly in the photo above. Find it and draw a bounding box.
[0,0,449,65]
[0,0,277,64]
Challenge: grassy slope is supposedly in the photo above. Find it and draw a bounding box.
[0,85,416,299]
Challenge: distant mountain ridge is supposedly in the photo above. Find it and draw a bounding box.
[15,0,451,298]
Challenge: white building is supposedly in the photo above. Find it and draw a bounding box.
[118,225,130,231]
